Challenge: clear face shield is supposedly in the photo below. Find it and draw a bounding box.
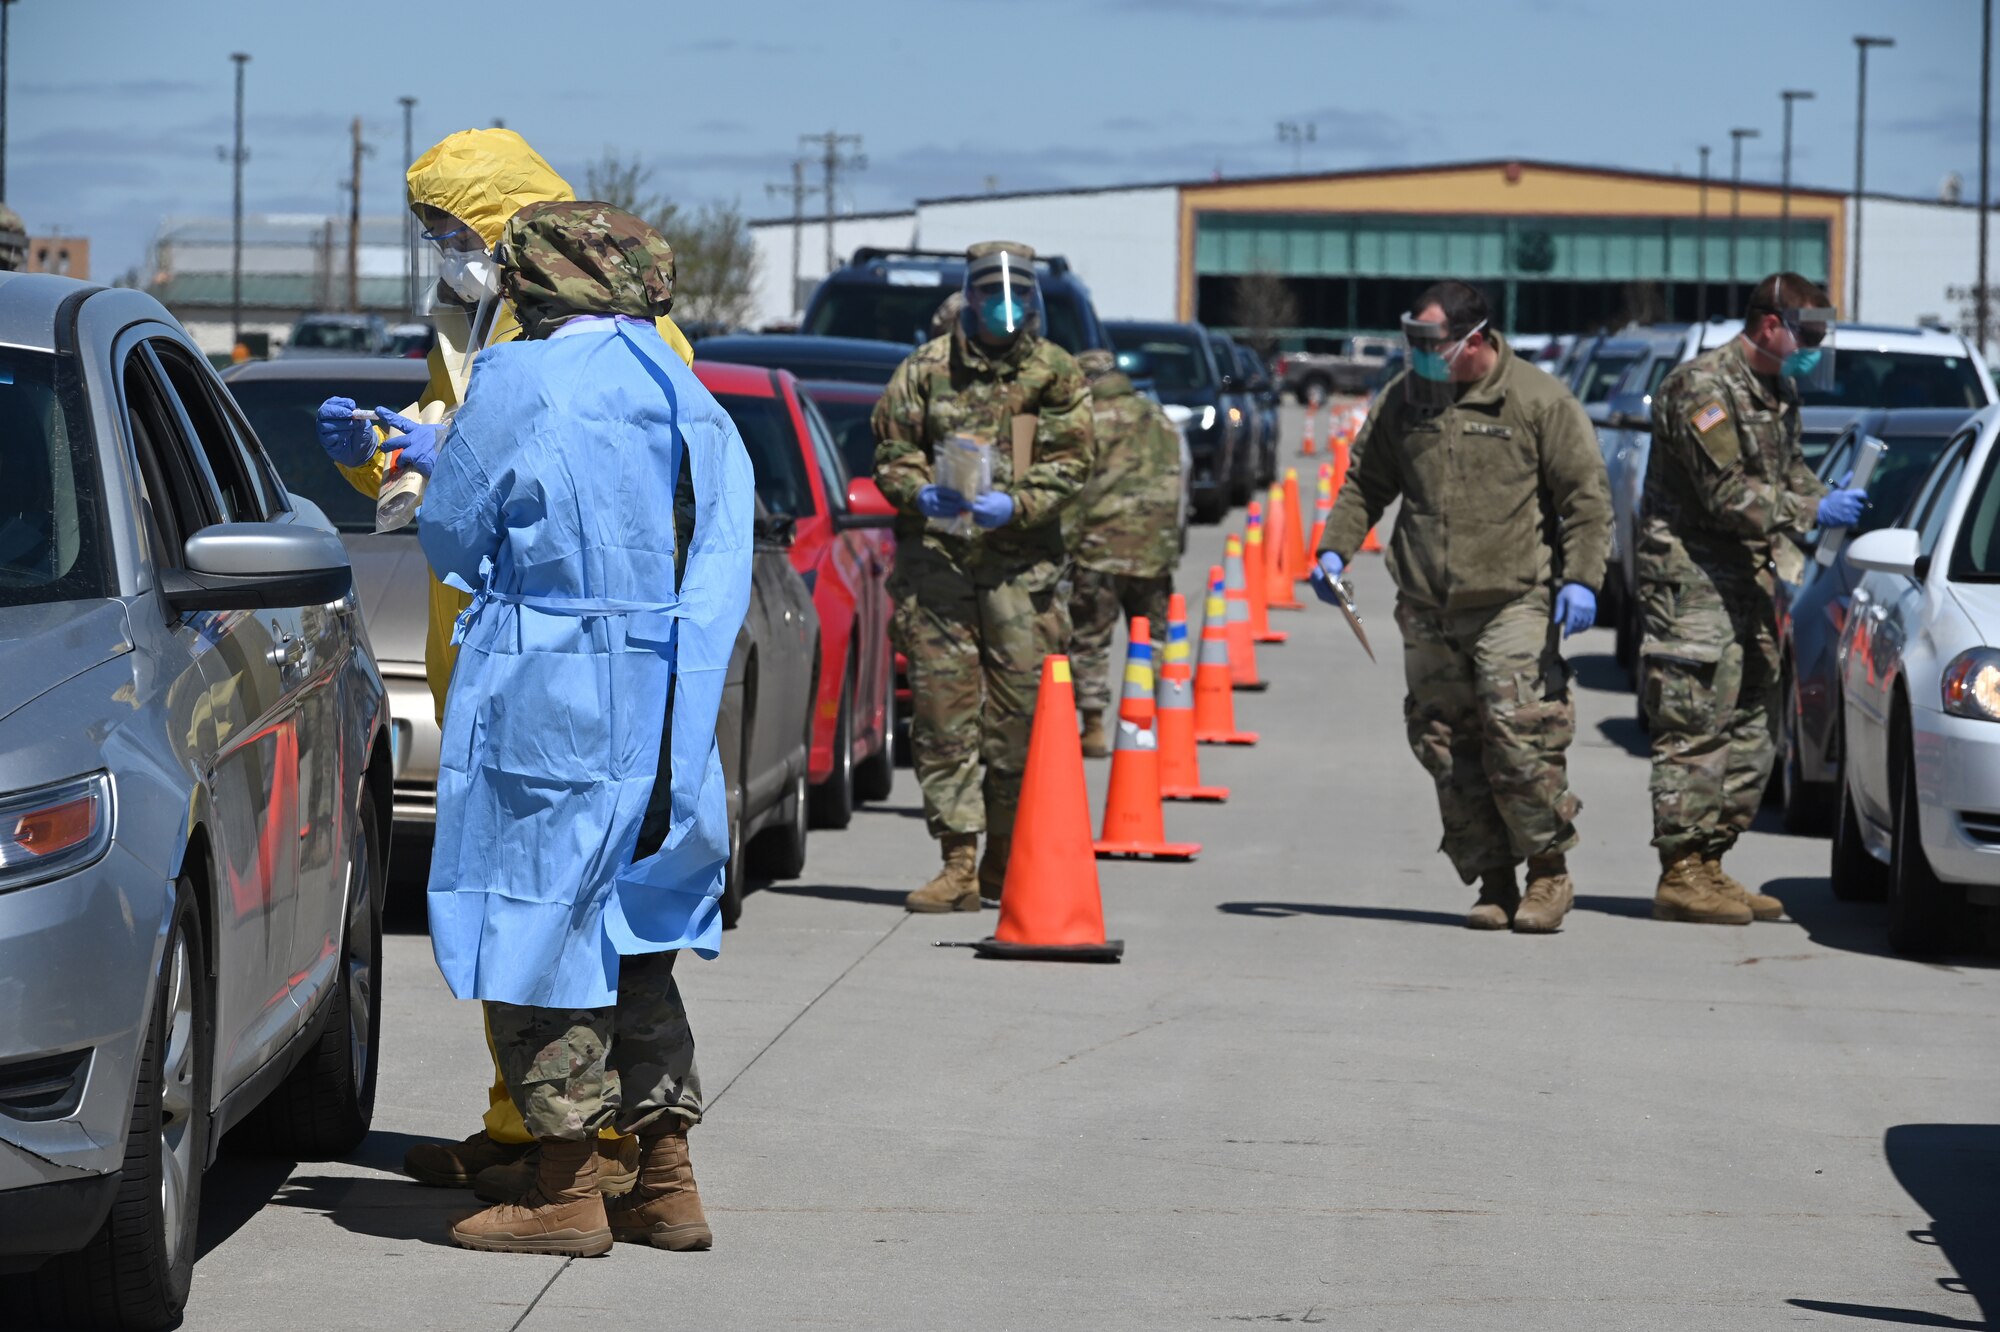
[1776,306,1836,395]
[961,250,1044,345]
[1399,313,1486,411]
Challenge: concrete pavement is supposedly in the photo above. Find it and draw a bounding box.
[176,419,1997,1331]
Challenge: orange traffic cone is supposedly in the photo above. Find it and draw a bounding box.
[1158,595,1227,802]
[1282,469,1311,583]
[973,656,1124,962]
[1264,483,1305,611]
[1244,501,1286,645]
[1306,464,1334,559]
[1223,535,1268,692]
[1300,405,1318,455]
[1093,619,1200,861]
[1193,567,1258,746]
[1361,523,1384,554]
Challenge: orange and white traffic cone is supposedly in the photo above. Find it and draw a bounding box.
[1361,523,1384,554]
[972,656,1124,961]
[1245,501,1286,645]
[1092,619,1200,861]
[1264,482,1305,612]
[1193,566,1258,746]
[1282,469,1311,584]
[1223,535,1268,692]
[1300,403,1318,455]
[1158,594,1227,802]
[1306,464,1334,559]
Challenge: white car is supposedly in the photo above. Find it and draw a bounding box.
[1833,404,2000,952]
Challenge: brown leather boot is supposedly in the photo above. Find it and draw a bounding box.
[473,1134,640,1205]
[978,830,1011,905]
[1704,855,1784,921]
[449,1138,612,1256]
[403,1129,532,1188]
[606,1120,713,1251]
[1079,710,1110,759]
[1513,853,1575,933]
[1653,853,1752,925]
[1464,866,1519,930]
[905,833,980,913]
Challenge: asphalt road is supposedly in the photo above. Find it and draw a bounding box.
[174,406,1998,1331]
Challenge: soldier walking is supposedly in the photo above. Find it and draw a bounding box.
[1312,281,1609,933]
[872,241,1094,911]
[1068,348,1185,756]
[1639,273,1865,924]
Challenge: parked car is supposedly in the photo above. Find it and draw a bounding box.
[1274,334,1394,402]
[1566,333,1651,423]
[1795,322,1997,468]
[690,333,911,386]
[802,246,1110,356]
[1772,409,1977,834]
[1108,320,1239,523]
[1834,404,2000,952]
[281,312,389,359]
[1204,330,1259,503]
[0,276,390,1327]
[697,361,898,828]
[384,322,436,359]
[1231,342,1281,488]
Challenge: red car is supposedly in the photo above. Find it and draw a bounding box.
[695,361,898,827]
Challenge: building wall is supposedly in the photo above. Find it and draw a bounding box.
[26,236,89,279]
[913,188,1181,321]
[1847,196,2000,354]
[749,212,918,329]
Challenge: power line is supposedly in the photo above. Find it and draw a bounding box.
[765,158,821,323]
[800,130,864,274]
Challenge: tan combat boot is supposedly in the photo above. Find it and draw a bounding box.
[1703,855,1785,921]
[1653,853,1752,925]
[1465,866,1519,930]
[403,1129,532,1189]
[473,1134,640,1205]
[606,1119,713,1251]
[905,833,980,913]
[1513,853,1575,933]
[449,1138,612,1256]
[978,829,1011,905]
[1079,709,1110,759]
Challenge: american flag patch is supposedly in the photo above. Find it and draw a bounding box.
[1692,402,1728,434]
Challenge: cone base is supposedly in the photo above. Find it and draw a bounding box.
[1162,783,1229,802]
[1268,599,1305,612]
[1093,838,1200,860]
[1253,629,1289,644]
[1231,678,1270,692]
[1196,730,1259,746]
[973,937,1124,963]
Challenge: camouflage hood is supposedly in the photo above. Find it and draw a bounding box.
[497,201,676,340]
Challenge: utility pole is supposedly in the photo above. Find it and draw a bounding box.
[1729,127,1760,312]
[1277,121,1316,172]
[1982,0,1993,356]
[343,117,373,313]
[1697,144,1710,321]
[765,158,820,322]
[399,95,416,318]
[226,54,249,344]
[0,0,18,200]
[1851,36,1894,319]
[1780,89,1815,272]
[800,130,864,275]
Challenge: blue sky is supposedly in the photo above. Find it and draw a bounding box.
[11,0,1986,280]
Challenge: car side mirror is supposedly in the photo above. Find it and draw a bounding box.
[835,477,897,531]
[160,521,352,612]
[754,512,798,547]
[1844,526,1923,578]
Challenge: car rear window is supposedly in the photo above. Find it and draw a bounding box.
[0,350,105,606]
[1802,350,1991,410]
[808,278,1091,353]
[227,375,427,533]
[291,321,378,353]
[713,392,817,518]
[1108,329,1212,391]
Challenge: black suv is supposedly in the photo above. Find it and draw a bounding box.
[801,247,1110,356]
[1108,320,1237,523]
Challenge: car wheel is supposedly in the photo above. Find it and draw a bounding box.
[26,883,210,1329]
[752,761,810,881]
[1192,488,1229,525]
[1779,671,1834,836]
[720,782,746,930]
[1886,714,1963,954]
[809,670,856,829]
[1830,760,1887,902]
[855,662,896,804]
[242,798,382,1158]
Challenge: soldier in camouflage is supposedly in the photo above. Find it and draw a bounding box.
[1314,281,1609,933]
[1068,348,1184,756]
[873,241,1094,910]
[930,290,965,341]
[1639,273,1864,925]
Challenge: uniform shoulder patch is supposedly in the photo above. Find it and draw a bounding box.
[1692,402,1728,435]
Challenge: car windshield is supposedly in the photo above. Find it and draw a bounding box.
[227,375,426,533]
[805,389,884,478]
[713,392,817,517]
[1108,329,1211,390]
[808,276,1090,353]
[1577,353,1640,404]
[1949,437,2000,581]
[1802,350,1990,409]
[0,349,104,607]
[291,321,377,353]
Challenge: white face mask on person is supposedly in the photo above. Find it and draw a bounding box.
[437,247,501,304]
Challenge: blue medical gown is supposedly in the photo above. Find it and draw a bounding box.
[418,320,753,1008]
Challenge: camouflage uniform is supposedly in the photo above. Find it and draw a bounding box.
[1317,334,1610,882]
[1067,349,1183,713]
[872,249,1093,850]
[1639,336,1827,860]
[499,199,677,338]
[930,291,965,340]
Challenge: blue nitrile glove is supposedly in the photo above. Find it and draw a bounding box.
[315,396,377,468]
[1309,551,1345,606]
[917,485,967,519]
[1553,583,1596,638]
[1817,487,1867,528]
[375,407,440,479]
[970,491,1015,529]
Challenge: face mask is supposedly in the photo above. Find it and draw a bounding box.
[438,247,500,304]
[979,293,1027,340]
[1782,348,1822,380]
[1411,350,1453,382]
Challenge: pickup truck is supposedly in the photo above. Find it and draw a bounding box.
[1275,335,1394,402]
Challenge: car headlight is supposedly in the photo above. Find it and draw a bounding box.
[1200,406,1217,432]
[1942,648,2000,721]
[0,772,114,892]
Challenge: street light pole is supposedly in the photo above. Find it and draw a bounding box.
[229,53,249,348]
[1730,127,1760,312]
[1698,144,1710,321]
[399,96,416,318]
[1780,89,1815,273]
[1982,0,1993,356]
[0,0,18,201]
[1852,36,1895,319]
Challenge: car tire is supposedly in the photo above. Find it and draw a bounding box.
[241,799,382,1159]
[809,670,856,829]
[25,882,210,1330]
[1830,763,1888,903]
[855,662,896,804]
[1886,714,1963,954]
[752,762,810,881]
[1192,488,1229,525]
[720,784,746,930]
[1779,670,1834,836]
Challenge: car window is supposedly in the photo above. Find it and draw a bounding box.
[1949,436,2000,579]
[1577,354,1640,404]
[1851,432,1962,537]
[1915,443,1971,559]
[1038,289,1090,355]
[151,340,264,521]
[1800,349,1990,409]
[807,391,882,478]
[806,281,957,345]
[124,352,220,566]
[1108,330,1211,390]
[798,392,851,510]
[0,348,106,607]
[227,373,424,533]
[713,391,817,518]
[1817,428,1860,485]
[291,320,378,353]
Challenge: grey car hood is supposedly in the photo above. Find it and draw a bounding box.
[341,532,428,667]
[0,599,133,725]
